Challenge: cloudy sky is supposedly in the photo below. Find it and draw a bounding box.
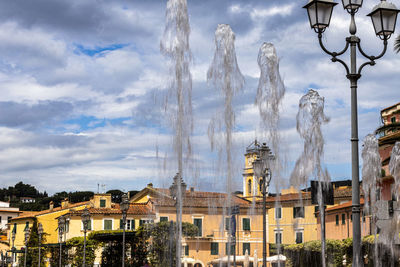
[0,0,399,194]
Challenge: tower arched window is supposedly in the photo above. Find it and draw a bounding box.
[259,178,263,194]
[248,179,252,195]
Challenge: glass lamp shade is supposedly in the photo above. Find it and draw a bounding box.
[303,0,338,32]
[120,194,130,213]
[252,157,264,178]
[368,1,399,39]
[341,0,363,11]
[38,223,44,235]
[81,208,91,228]
[58,216,66,233]
[12,231,15,241]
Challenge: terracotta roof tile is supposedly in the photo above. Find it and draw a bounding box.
[326,199,365,212]
[68,202,155,216]
[151,188,254,208]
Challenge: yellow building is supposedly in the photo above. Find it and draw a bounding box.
[131,184,265,267]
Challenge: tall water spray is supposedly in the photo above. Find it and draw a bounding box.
[207,24,244,266]
[361,134,381,266]
[160,0,193,266]
[361,134,381,216]
[291,89,330,267]
[256,43,285,263]
[390,142,400,200]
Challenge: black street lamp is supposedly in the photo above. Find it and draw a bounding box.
[24,228,30,267]
[303,0,399,265]
[169,173,187,267]
[11,230,15,267]
[252,142,274,267]
[81,208,91,267]
[58,216,66,267]
[120,194,130,267]
[38,223,43,267]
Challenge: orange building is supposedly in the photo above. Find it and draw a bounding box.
[375,102,400,201]
[316,199,371,240]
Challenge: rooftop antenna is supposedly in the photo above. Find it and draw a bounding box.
[97,183,99,194]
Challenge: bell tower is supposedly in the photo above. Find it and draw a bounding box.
[243,140,263,200]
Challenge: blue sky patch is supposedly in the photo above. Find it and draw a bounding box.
[64,116,131,132]
[74,43,129,57]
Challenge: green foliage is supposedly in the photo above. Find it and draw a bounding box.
[48,245,68,267]
[66,236,99,266]
[106,189,124,203]
[144,221,199,267]
[17,219,48,267]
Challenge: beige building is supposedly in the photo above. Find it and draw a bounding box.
[131,184,265,267]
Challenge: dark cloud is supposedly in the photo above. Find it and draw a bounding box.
[0,101,73,128]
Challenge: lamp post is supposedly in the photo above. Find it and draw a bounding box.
[252,142,274,267]
[24,228,30,267]
[58,216,66,267]
[38,223,43,267]
[81,208,91,267]
[169,173,187,267]
[11,230,15,267]
[120,194,130,267]
[303,0,399,265]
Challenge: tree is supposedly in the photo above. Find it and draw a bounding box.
[145,221,198,267]
[395,35,400,53]
[65,236,99,266]
[106,189,124,203]
[17,219,47,267]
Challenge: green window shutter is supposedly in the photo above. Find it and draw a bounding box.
[160,217,168,222]
[225,243,234,255]
[87,220,92,230]
[243,243,250,255]
[335,215,339,225]
[120,219,124,229]
[342,214,346,224]
[193,219,202,236]
[104,220,112,230]
[24,222,29,231]
[12,223,17,233]
[132,219,136,230]
[100,199,106,208]
[184,245,189,256]
[211,242,219,255]
[140,219,144,226]
[242,218,250,231]
[296,232,303,244]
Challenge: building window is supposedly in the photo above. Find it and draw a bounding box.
[8,217,12,224]
[120,219,135,230]
[225,217,230,231]
[104,219,113,230]
[193,218,202,236]
[295,232,303,244]
[342,214,346,225]
[335,214,339,225]
[391,117,396,123]
[24,222,29,231]
[211,242,219,255]
[293,207,305,218]
[160,217,168,222]
[184,245,189,256]
[259,179,263,193]
[275,232,282,244]
[225,243,235,255]
[100,199,106,208]
[139,219,154,226]
[243,243,250,255]
[275,207,282,219]
[242,218,250,231]
[248,180,252,195]
[0,217,2,224]
[12,223,17,233]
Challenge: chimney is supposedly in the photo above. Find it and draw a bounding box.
[190,187,194,192]
[61,198,69,209]
[49,201,54,211]
[147,183,153,188]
